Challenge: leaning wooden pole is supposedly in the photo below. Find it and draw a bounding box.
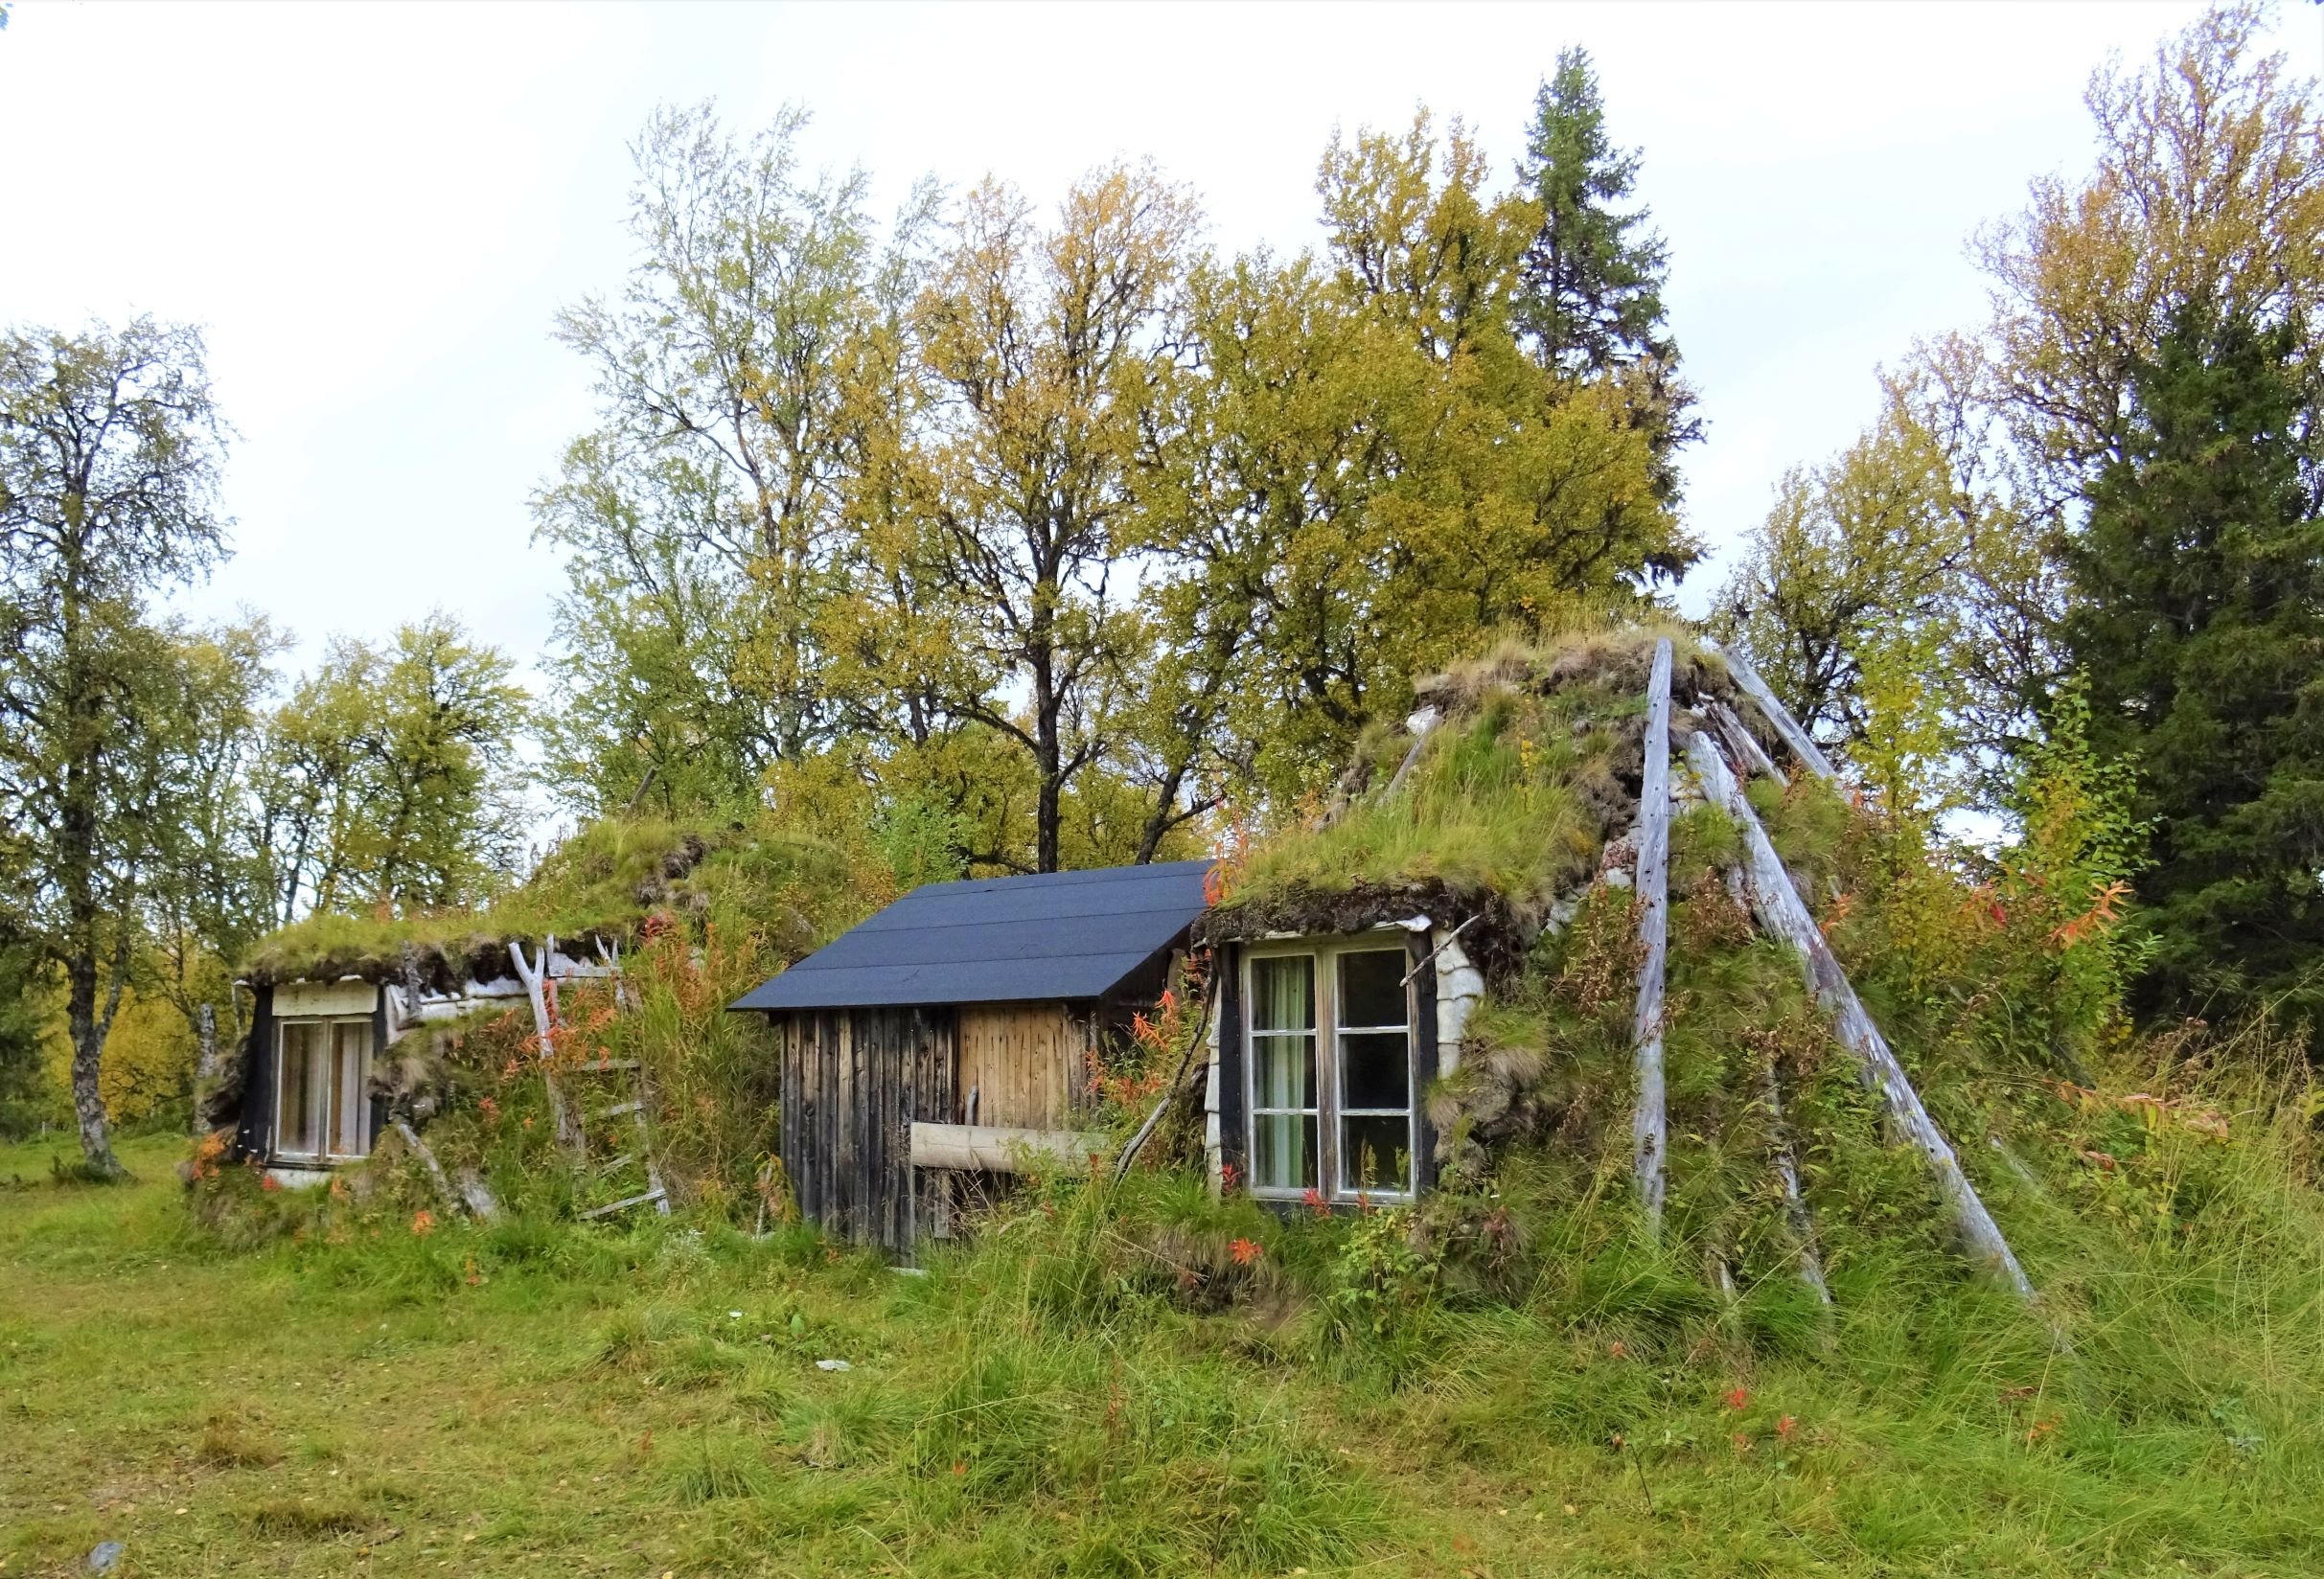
[1758,1057,1832,1305]
[510,939,580,1153]
[1629,638,1675,1231]
[1717,647,1838,783]
[1711,700,1787,788]
[1685,731,2036,1302]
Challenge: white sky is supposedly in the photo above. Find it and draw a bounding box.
[3,0,2310,697]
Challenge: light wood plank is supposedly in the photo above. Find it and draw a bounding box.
[909,1122,1114,1173]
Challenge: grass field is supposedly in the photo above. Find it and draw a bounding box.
[4,1126,2320,1578]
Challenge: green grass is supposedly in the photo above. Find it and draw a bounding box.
[240,815,862,988]
[7,1117,2323,1577]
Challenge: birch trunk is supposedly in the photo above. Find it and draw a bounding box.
[1685,731,2036,1301]
[1629,638,1674,1230]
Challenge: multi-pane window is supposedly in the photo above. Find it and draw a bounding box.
[1249,954,1318,1194]
[1244,942,1415,1201]
[274,1018,373,1162]
[1336,950,1413,1193]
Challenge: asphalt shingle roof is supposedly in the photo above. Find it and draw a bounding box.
[729,859,1213,1013]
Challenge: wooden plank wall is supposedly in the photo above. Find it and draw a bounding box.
[778,1006,955,1251]
[955,1003,1085,1130]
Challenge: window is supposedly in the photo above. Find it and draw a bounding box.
[1249,955,1318,1193]
[1243,941,1416,1201]
[274,1018,373,1162]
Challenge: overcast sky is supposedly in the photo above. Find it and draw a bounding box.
[3,0,2308,697]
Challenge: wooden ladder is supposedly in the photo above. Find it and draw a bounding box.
[570,1056,672,1221]
[510,936,672,1223]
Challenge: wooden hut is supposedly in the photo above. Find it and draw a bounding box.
[731,860,1213,1249]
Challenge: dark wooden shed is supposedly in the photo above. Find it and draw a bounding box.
[731,860,1213,1250]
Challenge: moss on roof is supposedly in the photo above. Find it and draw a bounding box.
[240,816,860,990]
[1210,625,1741,942]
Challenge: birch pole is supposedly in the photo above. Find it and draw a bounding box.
[510,938,579,1152]
[1629,638,1675,1230]
[1718,648,1838,783]
[1685,731,2036,1302]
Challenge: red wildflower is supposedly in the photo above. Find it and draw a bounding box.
[1301,1187,1329,1219]
[1732,1431,1753,1453]
[410,1209,437,1237]
[1218,1160,1240,1190]
[1229,1237,1264,1266]
[1724,1385,1751,1410]
[260,1175,282,1193]
[1607,1341,1627,1360]
[1777,1414,1797,1440]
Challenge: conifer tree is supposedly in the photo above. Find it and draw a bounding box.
[2064,300,2324,1039]
[1515,47,1698,492]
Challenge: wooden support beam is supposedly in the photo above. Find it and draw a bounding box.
[1718,647,1839,783]
[1759,1057,1831,1304]
[392,1117,495,1222]
[909,1122,1113,1174]
[509,939,580,1153]
[1685,731,2036,1302]
[1379,707,1441,800]
[1630,638,1674,1231]
[1711,700,1787,787]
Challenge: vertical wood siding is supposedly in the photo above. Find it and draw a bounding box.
[777,1005,956,1251]
[955,1003,1084,1129]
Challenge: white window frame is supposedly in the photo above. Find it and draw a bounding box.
[1242,937,1418,1203]
[272,1016,375,1164]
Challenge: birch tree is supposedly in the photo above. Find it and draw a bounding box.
[0,319,231,1177]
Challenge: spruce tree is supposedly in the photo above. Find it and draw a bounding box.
[2064,300,2324,1041]
[1515,47,1698,493]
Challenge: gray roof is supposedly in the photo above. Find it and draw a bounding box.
[730,859,1213,1013]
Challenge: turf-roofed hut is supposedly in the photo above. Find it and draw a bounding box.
[730,862,1213,1250]
[213,822,831,1214]
[1195,628,2037,1303]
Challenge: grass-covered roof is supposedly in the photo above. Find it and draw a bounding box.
[1205,624,1746,952]
[240,816,857,990]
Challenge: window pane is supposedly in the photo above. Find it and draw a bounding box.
[1341,1031,1410,1110]
[1252,1033,1315,1110]
[1341,1114,1411,1193]
[1254,1112,1317,1191]
[276,1022,320,1156]
[1337,949,1407,1029]
[331,1021,371,1157]
[1251,955,1315,1033]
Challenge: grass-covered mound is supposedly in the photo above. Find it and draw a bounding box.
[240,816,858,990]
[218,813,890,1221]
[83,629,2320,1572]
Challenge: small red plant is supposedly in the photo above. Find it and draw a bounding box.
[260,1174,282,1194]
[409,1209,437,1237]
[1229,1237,1264,1266]
[1777,1414,1797,1441]
[1301,1187,1329,1219]
[1218,1160,1240,1190]
[1724,1385,1751,1410]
